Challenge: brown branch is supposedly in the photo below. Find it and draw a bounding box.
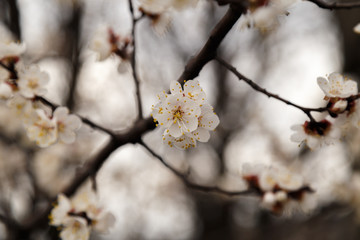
[308,0,360,9]
[178,5,245,82]
[128,0,143,119]
[216,56,328,121]
[5,0,21,40]
[139,141,256,196]
[65,5,82,111]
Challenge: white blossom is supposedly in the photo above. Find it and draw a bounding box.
[26,109,58,147]
[53,107,81,144]
[50,194,72,225]
[17,64,49,98]
[0,30,26,59]
[89,26,113,61]
[354,23,360,34]
[60,217,90,240]
[290,119,340,150]
[317,72,358,98]
[50,187,115,240]
[152,92,200,138]
[239,0,299,32]
[139,0,198,35]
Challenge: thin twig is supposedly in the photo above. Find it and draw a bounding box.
[139,140,257,196]
[216,56,328,121]
[128,0,143,120]
[309,0,360,9]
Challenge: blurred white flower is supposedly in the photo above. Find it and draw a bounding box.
[89,26,131,62]
[354,23,360,34]
[290,119,340,150]
[60,217,90,240]
[240,0,299,32]
[26,109,57,147]
[53,107,81,144]
[50,187,115,240]
[0,67,9,82]
[317,72,358,99]
[17,64,49,98]
[50,194,72,225]
[139,0,198,35]
[89,26,113,61]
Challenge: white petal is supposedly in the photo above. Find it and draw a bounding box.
[317,77,329,95]
[54,107,69,121]
[93,212,116,233]
[170,81,183,95]
[59,131,76,144]
[64,115,82,130]
[168,122,182,137]
[192,128,210,142]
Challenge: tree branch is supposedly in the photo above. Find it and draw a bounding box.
[128,0,143,119]
[178,5,245,82]
[308,0,360,9]
[139,140,257,196]
[65,5,82,111]
[216,56,328,121]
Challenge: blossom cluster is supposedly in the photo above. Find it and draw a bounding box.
[291,72,360,150]
[50,187,115,240]
[89,26,132,65]
[242,163,313,214]
[151,80,219,150]
[239,0,299,32]
[0,39,81,147]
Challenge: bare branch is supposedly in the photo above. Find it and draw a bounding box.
[216,56,328,121]
[308,0,360,9]
[128,0,143,119]
[178,5,245,82]
[139,141,257,197]
[65,5,82,111]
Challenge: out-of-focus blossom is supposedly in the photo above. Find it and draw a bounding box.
[89,26,131,62]
[17,64,49,98]
[290,119,340,150]
[50,188,115,240]
[26,109,58,147]
[53,107,82,144]
[239,0,299,32]
[242,163,313,214]
[139,0,199,35]
[354,23,360,34]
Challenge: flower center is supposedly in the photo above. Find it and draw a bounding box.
[172,107,183,123]
[27,79,39,89]
[303,120,331,137]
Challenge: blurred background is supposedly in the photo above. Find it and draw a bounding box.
[1,0,360,239]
